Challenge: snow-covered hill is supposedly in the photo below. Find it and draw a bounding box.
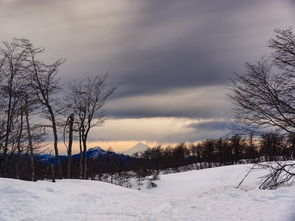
[0,164,295,221]
[122,143,150,155]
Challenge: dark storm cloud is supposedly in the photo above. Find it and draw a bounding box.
[101,0,295,119]
[0,0,294,120]
[106,0,292,99]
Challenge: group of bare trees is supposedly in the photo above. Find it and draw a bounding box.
[0,38,115,181]
[63,75,115,179]
[136,133,295,175]
[230,27,295,188]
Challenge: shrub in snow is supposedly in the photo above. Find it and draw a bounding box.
[146,180,157,189]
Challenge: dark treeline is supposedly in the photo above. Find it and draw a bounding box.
[131,132,295,177]
[72,132,295,181]
[1,131,295,182]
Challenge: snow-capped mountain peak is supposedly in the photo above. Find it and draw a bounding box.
[123,143,150,156]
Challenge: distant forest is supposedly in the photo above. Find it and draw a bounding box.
[3,132,295,182]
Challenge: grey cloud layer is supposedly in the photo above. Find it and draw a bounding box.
[105,86,231,119]
[0,0,294,122]
[105,0,295,99]
[187,120,237,132]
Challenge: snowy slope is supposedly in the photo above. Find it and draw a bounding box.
[0,164,295,221]
[122,143,150,155]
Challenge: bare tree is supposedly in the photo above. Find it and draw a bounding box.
[19,40,65,179]
[0,39,29,176]
[229,28,295,188]
[230,28,295,134]
[65,74,116,179]
[0,39,47,180]
[269,28,295,71]
[24,96,35,181]
[256,162,295,190]
[14,99,25,179]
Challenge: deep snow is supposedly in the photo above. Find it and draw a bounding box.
[0,164,295,221]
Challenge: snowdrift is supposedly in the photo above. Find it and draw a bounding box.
[0,164,295,221]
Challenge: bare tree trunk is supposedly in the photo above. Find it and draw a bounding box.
[2,80,13,177]
[15,106,24,179]
[79,128,83,179]
[67,114,74,179]
[51,164,56,183]
[48,106,62,179]
[83,136,87,179]
[25,105,35,181]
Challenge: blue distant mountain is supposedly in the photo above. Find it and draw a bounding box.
[72,147,114,159]
[36,146,135,167]
[37,154,67,165]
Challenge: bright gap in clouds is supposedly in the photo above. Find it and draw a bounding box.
[66,85,235,152]
[67,117,235,153]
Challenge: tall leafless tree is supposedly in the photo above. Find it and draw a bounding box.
[229,28,295,189]
[0,39,29,176]
[0,39,46,180]
[65,74,116,179]
[18,39,64,178]
[230,28,295,133]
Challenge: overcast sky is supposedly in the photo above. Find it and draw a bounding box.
[1,0,294,150]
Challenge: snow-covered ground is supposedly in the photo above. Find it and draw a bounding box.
[0,164,295,221]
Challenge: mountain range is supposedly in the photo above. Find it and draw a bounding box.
[37,146,135,165]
